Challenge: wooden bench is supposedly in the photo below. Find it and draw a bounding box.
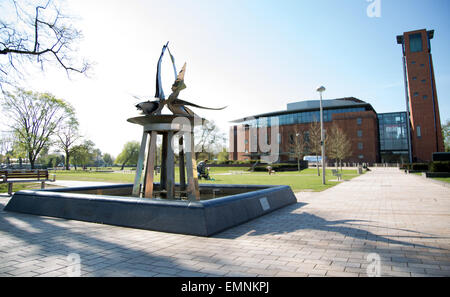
[0,170,56,196]
[331,169,342,181]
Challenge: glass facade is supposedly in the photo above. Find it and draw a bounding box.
[409,33,423,53]
[378,112,410,163]
[239,107,366,128]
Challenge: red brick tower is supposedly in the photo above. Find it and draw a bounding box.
[397,29,445,162]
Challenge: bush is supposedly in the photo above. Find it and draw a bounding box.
[399,164,411,170]
[253,163,304,172]
[429,161,450,173]
[411,163,429,171]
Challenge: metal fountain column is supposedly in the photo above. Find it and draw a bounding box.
[128,115,201,200]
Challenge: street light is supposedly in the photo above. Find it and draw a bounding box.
[317,86,326,185]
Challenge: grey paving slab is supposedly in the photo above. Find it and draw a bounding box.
[0,168,449,277]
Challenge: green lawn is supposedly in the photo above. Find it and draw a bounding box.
[432,177,450,183]
[51,170,136,183]
[50,167,362,192]
[0,182,60,193]
[0,183,30,193]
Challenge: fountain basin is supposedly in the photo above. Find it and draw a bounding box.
[4,183,297,236]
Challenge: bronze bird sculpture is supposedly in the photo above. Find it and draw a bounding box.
[136,43,226,117]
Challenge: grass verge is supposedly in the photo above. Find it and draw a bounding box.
[432,177,450,183]
[48,167,362,192]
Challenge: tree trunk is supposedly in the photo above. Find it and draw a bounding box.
[65,150,70,170]
[316,154,320,176]
[120,157,130,171]
[29,152,35,169]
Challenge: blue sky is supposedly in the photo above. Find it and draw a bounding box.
[7,0,450,156]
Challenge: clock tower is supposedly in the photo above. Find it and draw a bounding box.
[397,29,445,162]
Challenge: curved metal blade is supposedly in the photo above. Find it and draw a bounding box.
[155,42,169,100]
[173,98,227,110]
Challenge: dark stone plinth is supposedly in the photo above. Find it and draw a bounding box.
[4,184,297,236]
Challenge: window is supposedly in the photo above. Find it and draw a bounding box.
[304,131,310,143]
[413,92,419,97]
[423,95,428,100]
[244,140,248,144]
[357,130,363,138]
[412,77,417,80]
[417,126,421,138]
[378,112,409,151]
[358,155,364,160]
[358,142,363,150]
[421,79,426,83]
[411,61,416,65]
[420,64,425,67]
[357,118,362,126]
[409,33,423,53]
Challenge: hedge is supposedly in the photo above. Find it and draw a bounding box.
[411,163,429,171]
[429,161,450,173]
[253,162,308,172]
[401,162,450,173]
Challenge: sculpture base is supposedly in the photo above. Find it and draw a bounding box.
[127,114,204,200]
[4,184,297,236]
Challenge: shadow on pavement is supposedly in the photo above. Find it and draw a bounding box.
[0,202,207,276]
[215,203,446,251]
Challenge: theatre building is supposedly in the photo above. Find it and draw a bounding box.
[229,29,445,164]
[230,97,402,164]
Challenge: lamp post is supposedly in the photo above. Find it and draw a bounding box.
[317,86,326,185]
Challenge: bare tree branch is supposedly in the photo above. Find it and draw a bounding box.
[0,0,90,87]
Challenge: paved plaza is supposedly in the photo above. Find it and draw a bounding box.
[0,168,449,277]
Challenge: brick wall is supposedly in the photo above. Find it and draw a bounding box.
[229,110,379,163]
[403,29,445,162]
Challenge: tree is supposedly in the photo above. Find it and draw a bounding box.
[70,140,95,170]
[194,120,226,160]
[55,112,80,170]
[45,153,64,168]
[1,88,74,169]
[102,153,114,167]
[0,132,14,164]
[443,120,450,152]
[0,0,90,88]
[290,128,308,171]
[217,148,229,163]
[92,148,103,168]
[327,124,352,172]
[35,144,49,167]
[309,120,326,176]
[116,141,140,170]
